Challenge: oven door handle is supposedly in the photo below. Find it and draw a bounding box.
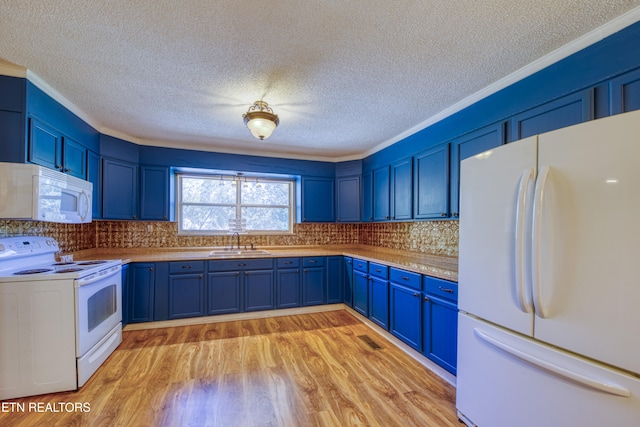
[75,265,122,287]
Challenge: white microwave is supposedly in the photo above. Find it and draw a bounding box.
[0,162,92,223]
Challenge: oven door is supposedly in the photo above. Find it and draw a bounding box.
[75,266,122,357]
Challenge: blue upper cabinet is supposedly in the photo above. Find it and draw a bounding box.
[413,142,450,219]
[140,165,172,221]
[611,68,640,114]
[336,175,360,222]
[61,136,87,179]
[301,176,335,222]
[28,118,62,171]
[361,170,373,222]
[87,151,101,219]
[372,165,390,221]
[449,123,505,217]
[390,158,412,221]
[510,89,593,141]
[102,158,139,220]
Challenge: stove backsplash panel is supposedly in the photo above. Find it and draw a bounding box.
[1,220,459,257]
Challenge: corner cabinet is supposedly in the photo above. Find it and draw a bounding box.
[301,176,335,222]
[336,176,361,222]
[102,158,139,220]
[413,143,450,219]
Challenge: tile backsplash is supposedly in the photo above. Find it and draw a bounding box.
[0,219,459,257]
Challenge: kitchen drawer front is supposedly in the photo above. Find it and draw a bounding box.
[302,257,325,267]
[169,260,205,274]
[353,258,368,273]
[369,262,389,280]
[390,267,421,291]
[208,258,274,271]
[424,276,458,302]
[276,257,300,268]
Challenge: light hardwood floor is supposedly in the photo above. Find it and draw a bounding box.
[0,310,460,426]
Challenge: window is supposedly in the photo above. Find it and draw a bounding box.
[177,173,295,234]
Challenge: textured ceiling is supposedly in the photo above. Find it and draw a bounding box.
[1,1,639,161]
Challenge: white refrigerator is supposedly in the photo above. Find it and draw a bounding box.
[456,109,640,426]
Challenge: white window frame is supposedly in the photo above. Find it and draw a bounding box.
[176,173,295,235]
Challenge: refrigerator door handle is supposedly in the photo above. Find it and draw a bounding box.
[473,327,631,398]
[515,168,535,313]
[532,166,551,318]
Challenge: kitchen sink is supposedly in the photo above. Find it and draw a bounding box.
[208,249,271,258]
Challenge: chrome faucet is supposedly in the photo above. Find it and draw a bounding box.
[230,232,240,250]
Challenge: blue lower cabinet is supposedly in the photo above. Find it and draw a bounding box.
[168,273,205,319]
[353,270,369,317]
[389,283,422,351]
[120,263,129,326]
[207,271,242,315]
[302,257,326,306]
[326,256,344,304]
[276,268,301,308]
[369,276,389,330]
[423,294,458,375]
[128,263,156,323]
[343,257,354,306]
[244,270,275,312]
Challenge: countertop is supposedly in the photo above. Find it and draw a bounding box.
[71,244,458,282]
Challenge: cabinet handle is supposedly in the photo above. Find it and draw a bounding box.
[438,286,454,294]
[245,272,248,276]
[182,265,192,269]
[284,261,292,265]
[132,215,137,219]
[441,213,447,217]
[385,216,390,219]
[401,276,410,281]
[452,212,459,217]
[163,215,167,219]
[296,269,299,273]
[235,272,240,276]
[309,260,317,264]
[375,269,381,273]
[413,293,419,297]
[238,263,246,267]
[149,267,154,271]
[199,275,203,278]
[424,296,429,301]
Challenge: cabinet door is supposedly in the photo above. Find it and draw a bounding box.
[611,68,640,114]
[244,270,274,312]
[369,276,389,330]
[301,176,335,222]
[361,171,373,222]
[372,165,390,221]
[128,263,155,323]
[302,266,326,306]
[423,294,458,375]
[326,256,344,304]
[413,143,450,219]
[390,158,412,220]
[168,273,205,319]
[28,118,62,171]
[102,158,139,220]
[343,257,354,306]
[87,151,101,219]
[449,123,504,217]
[207,271,241,314]
[62,136,87,179]
[140,165,171,221]
[390,283,422,351]
[353,270,369,317]
[336,176,361,222]
[276,269,300,308]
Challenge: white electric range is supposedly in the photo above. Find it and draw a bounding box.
[0,236,122,400]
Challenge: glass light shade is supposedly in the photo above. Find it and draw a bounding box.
[247,117,277,140]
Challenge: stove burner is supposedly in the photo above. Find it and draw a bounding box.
[56,268,83,273]
[76,260,107,265]
[53,262,76,266]
[14,268,54,275]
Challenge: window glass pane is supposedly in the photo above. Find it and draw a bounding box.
[242,207,289,231]
[182,177,236,204]
[181,205,235,231]
[242,181,289,205]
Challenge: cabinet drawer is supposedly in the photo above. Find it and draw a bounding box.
[390,268,421,291]
[353,258,368,273]
[277,257,300,268]
[369,262,389,280]
[208,258,274,271]
[169,261,204,274]
[424,276,458,302]
[302,257,325,267]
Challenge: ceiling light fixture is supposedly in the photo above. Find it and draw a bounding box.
[243,100,279,140]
